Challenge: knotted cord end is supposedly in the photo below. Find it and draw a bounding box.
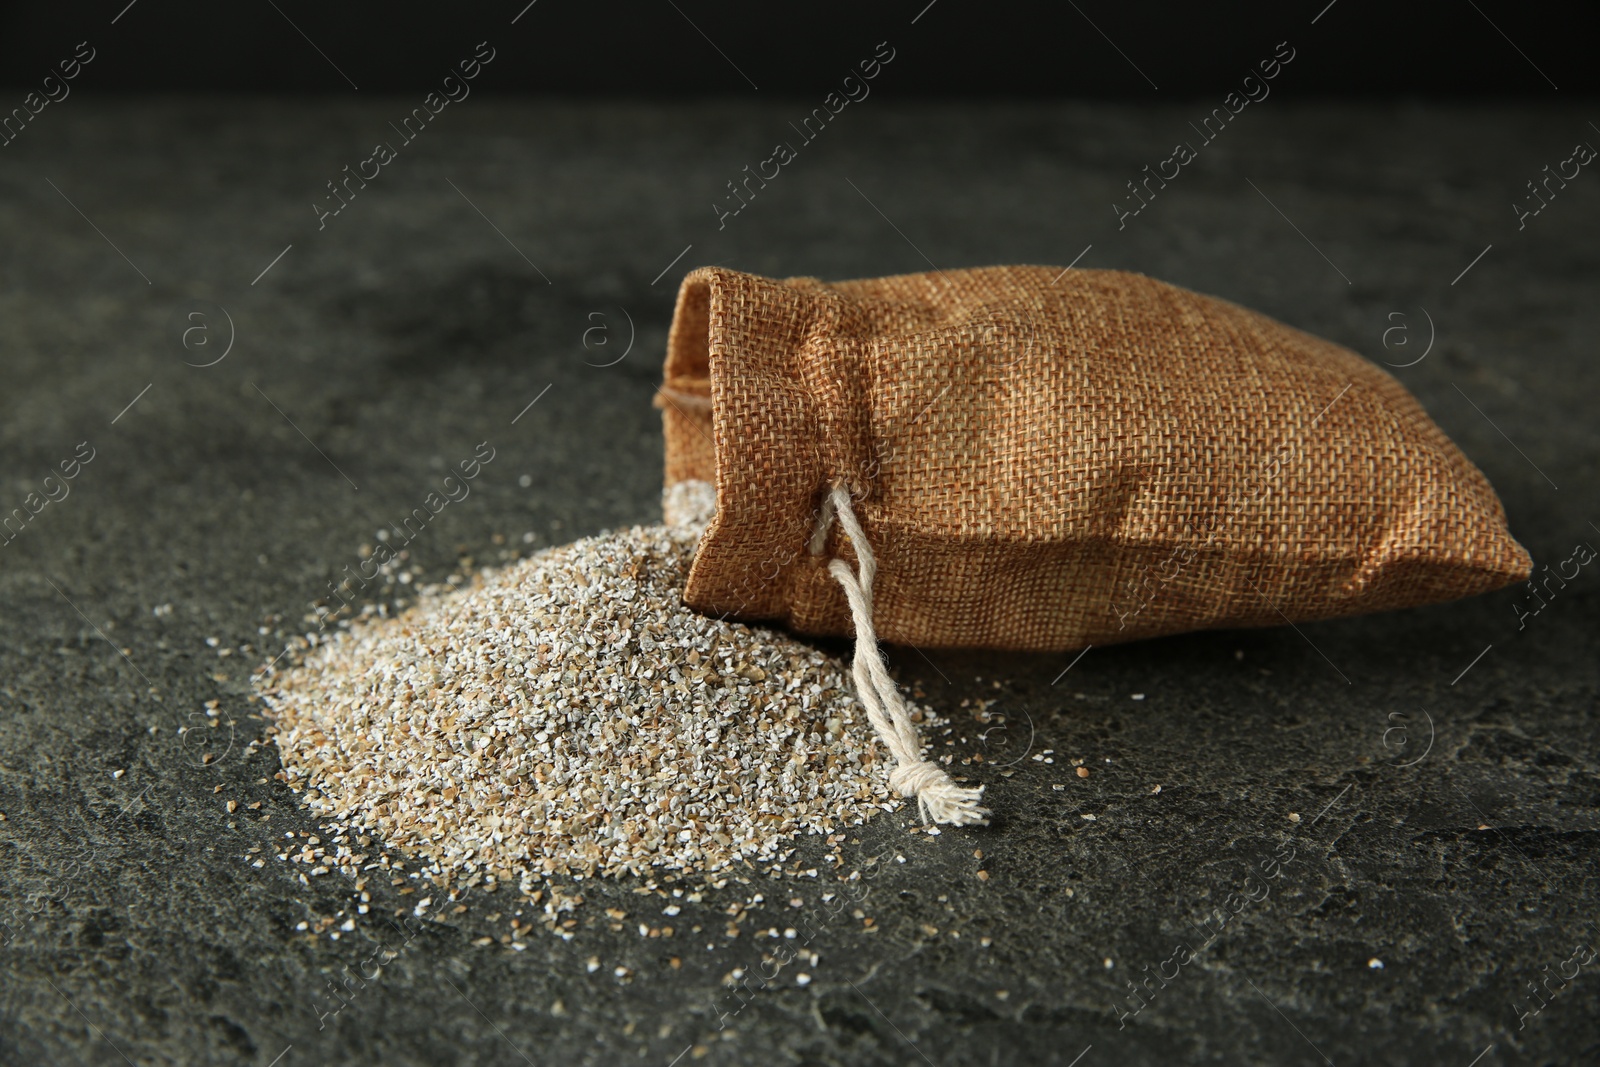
[889,760,991,826]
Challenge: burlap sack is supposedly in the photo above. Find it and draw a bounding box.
[656,265,1530,653]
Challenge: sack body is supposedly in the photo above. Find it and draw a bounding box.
[657,265,1530,653]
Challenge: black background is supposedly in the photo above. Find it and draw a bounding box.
[0,0,1592,97]
[4,2,1599,1066]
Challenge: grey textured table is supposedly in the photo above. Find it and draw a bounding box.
[1,96,1596,1066]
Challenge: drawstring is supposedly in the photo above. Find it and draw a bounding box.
[811,485,989,826]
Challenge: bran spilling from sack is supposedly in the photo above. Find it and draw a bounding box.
[260,507,903,885]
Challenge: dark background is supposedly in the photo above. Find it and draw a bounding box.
[0,0,1592,97]
[3,2,1598,1066]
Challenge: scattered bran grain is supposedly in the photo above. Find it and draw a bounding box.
[261,519,904,889]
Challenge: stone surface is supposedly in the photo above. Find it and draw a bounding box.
[1,95,1597,1066]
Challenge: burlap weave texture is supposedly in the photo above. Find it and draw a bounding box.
[656,265,1530,652]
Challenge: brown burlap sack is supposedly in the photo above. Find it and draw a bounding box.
[655,264,1529,822]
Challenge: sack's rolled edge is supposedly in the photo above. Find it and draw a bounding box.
[657,266,834,630]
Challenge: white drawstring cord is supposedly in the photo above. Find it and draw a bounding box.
[811,485,989,826]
